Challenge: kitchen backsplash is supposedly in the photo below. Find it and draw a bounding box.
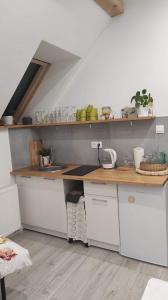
[9,128,39,169]
[9,117,168,168]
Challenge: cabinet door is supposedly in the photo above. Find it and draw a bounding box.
[0,184,21,236]
[17,177,67,234]
[118,184,168,265]
[85,195,119,246]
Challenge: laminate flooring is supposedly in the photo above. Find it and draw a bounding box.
[5,230,168,300]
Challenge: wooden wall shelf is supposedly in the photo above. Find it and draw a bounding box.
[0,116,155,130]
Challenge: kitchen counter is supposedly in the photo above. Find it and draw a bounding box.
[11,165,168,186]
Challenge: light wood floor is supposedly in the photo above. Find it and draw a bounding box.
[5,230,168,300]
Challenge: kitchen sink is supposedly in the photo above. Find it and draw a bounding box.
[33,165,66,172]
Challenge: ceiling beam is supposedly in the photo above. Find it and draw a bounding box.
[95,0,124,17]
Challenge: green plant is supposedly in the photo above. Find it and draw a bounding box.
[38,147,51,156]
[131,89,153,108]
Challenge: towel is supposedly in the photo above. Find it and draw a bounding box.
[66,190,84,203]
[0,248,16,261]
[67,196,87,243]
[0,240,32,278]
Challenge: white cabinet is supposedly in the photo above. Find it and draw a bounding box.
[84,181,119,250]
[0,130,20,236]
[16,176,67,237]
[0,184,21,236]
[118,183,168,266]
[0,129,14,188]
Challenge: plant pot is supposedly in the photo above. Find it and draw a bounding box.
[137,106,149,117]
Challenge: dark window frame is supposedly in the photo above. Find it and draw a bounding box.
[5,58,50,123]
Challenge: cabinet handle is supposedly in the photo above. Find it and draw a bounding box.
[92,198,108,204]
[43,178,57,181]
[90,182,106,185]
[20,176,31,179]
[128,196,136,204]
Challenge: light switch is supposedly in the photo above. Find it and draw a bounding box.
[156,125,165,134]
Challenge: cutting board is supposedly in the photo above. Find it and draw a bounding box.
[29,140,42,166]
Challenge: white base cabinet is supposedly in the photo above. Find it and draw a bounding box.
[0,184,21,236]
[84,182,119,250]
[16,176,67,236]
[118,183,168,266]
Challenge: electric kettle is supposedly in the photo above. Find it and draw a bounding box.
[102,148,117,169]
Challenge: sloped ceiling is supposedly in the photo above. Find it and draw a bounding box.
[34,41,79,64]
[0,0,110,118]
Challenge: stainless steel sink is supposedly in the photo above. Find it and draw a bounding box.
[34,165,66,172]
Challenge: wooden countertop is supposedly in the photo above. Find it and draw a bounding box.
[11,165,168,186]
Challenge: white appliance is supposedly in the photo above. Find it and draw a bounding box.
[0,129,21,236]
[102,148,117,169]
[118,183,168,266]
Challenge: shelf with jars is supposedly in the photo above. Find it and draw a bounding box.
[0,105,155,129]
[0,116,155,129]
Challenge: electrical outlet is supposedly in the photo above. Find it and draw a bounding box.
[156,125,165,134]
[91,141,102,149]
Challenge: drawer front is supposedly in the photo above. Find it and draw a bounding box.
[16,176,63,191]
[84,181,117,198]
[85,195,119,246]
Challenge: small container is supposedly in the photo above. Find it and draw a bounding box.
[121,109,125,118]
[148,104,153,116]
[22,117,32,125]
[39,155,51,168]
[121,109,128,118]
[102,106,112,120]
[140,153,167,171]
[113,112,122,119]
[2,115,14,125]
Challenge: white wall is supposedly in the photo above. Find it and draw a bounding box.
[48,0,168,117]
[0,0,110,117]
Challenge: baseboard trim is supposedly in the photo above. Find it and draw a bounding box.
[88,239,119,252]
[22,224,67,239]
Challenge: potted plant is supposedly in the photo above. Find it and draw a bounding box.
[131,89,153,117]
[38,147,51,167]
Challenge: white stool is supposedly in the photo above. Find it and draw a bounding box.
[0,240,32,300]
[142,278,168,300]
